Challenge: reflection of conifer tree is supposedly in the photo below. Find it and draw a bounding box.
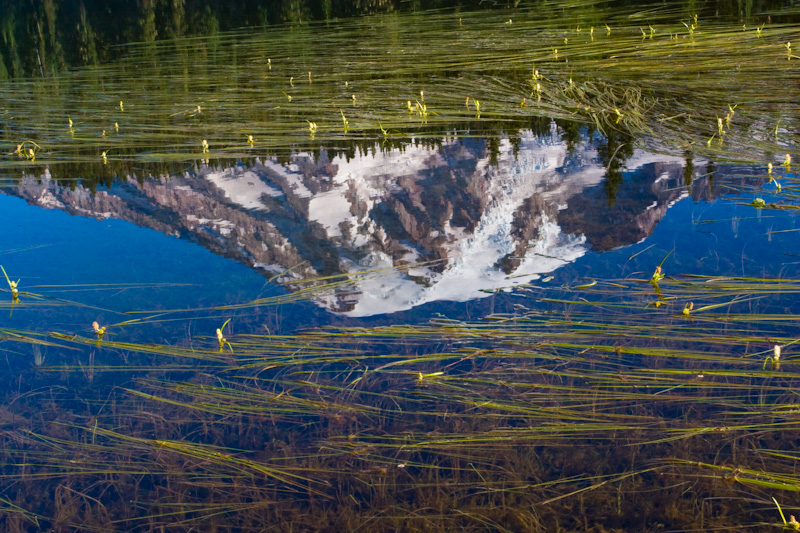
[487,137,501,167]
[596,129,633,207]
[282,0,310,24]
[200,6,221,35]
[530,116,552,138]
[33,3,47,76]
[252,5,271,27]
[168,0,187,39]
[683,151,694,188]
[139,0,158,43]
[77,1,98,65]
[42,0,65,72]
[706,161,716,192]
[320,0,333,20]
[1,11,23,77]
[510,135,521,159]
[559,120,582,155]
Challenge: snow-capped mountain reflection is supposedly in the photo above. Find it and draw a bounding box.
[8,125,694,316]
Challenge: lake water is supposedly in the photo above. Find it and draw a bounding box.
[1,1,799,531]
[1,134,790,326]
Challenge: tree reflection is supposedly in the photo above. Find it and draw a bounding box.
[0,0,794,79]
[596,129,633,207]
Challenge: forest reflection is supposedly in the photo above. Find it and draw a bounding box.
[0,0,791,79]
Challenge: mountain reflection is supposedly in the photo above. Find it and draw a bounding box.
[8,127,701,316]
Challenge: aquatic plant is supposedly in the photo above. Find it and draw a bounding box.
[92,321,106,340]
[216,318,232,352]
[0,260,798,530]
[1,265,20,300]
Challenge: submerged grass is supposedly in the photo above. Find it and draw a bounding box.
[3,264,800,529]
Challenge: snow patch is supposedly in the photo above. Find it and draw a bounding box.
[206,168,283,210]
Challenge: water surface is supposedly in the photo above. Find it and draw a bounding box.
[1,2,800,531]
